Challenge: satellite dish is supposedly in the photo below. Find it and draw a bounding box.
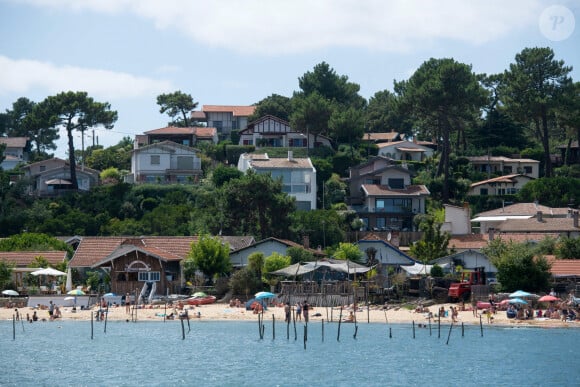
[387,232,392,242]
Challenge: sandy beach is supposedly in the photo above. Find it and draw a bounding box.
[3,301,579,329]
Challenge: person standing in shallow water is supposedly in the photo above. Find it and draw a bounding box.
[284,302,291,323]
[125,293,131,314]
[296,302,302,321]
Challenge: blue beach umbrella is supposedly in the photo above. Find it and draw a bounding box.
[255,291,275,300]
[509,290,532,298]
[508,298,528,305]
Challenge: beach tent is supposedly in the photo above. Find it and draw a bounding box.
[270,259,372,277]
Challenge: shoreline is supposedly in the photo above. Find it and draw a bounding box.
[2,302,579,329]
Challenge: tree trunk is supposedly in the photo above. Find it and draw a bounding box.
[541,106,552,177]
[66,119,79,190]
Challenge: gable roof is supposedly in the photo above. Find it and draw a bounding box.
[361,184,430,197]
[0,137,28,147]
[545,256,580,277]
[466,155,540,164]
[69,236,254,268]
[376,140,431,151]
[496,217,580,233]
[230,237,325,257]
[0,251,68,267]
[448,233,560,250]
[21,157,100,175]
[364,132,400,142]
[202,105,256,116]
[250,157,314,169]
[132,140,200,154]
[470,174,533,188]
[143,126,216,137]
[356,238,418,265]
[474,203,569,218]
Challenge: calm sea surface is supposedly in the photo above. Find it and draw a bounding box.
[1,318,579,387]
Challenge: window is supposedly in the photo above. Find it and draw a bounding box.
[138,271,160,282]
[40,165,46,172]
[214,121,223,131]
[243,139,253,145]
[365,178,380,185]
[150,155,160,165]
[388,178,404,189]
[503,166,513,174]
[375,198,412,213]
[480,188,488,195]
[375,218,386,229]
[523,166,532,174]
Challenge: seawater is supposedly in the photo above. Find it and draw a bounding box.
[1,319,579,387]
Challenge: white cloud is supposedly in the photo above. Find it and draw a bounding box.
[0,56,174,99]
[17,0,547,54]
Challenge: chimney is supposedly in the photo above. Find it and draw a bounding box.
[488,227,495,241]
[302,235,310,249]
[537,211,543,222]
[574,211,579,228]
[288,150,293,161]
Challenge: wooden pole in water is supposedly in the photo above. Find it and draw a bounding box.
[480,315,483,337]
[258,312,262,339]
[428,315,432,336]
[446,322,454,345]
[337,307,343,342]
[438,314,441,339]
[321,319,324,342]
[389,327,392,339]
[367,302,370,324]
[412,320,415,339]
[303,325,307,350]
[272,314,275,340]
[293,308,297,341]
[91,311,94,340]
[134,289,138,322]
[164,302,167,323]
[286,314,290,340]
[461,322,464,337]
[104,303,109,333]
[181,318,185,340]
[187,312,191,333]
[13,315,15,340]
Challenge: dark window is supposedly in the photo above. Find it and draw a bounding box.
[480,188,488,195]
[388,178,404,189]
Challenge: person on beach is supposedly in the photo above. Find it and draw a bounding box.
[471,293,477,317]
[32,311,38,322]
[296,302,302,321]
[54,305,61,319]
[14,308,20,321]
[48,301,55,320]
[303,300,310,322]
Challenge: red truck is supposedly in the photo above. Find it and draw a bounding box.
[448,267,486,301]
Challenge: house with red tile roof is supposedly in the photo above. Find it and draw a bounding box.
[200,105,256,137]
[238,115,333,149]
[447,232,560,252]
[546,256,580,278]
[141,126,218,146]
[69,236,255,298]
[361,131,402,144]
[0,250,68,290]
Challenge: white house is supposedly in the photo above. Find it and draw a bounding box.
[468,174,534,196]
[376,140,434,161]
[127,140,202,184]
[0,137,29,170]
[467,156,540,179]
[238,115,333,149]
[238,151,317,211]
[432,250,498,278]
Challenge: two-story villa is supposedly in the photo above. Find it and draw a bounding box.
[201,105,256,137]
[238,115,332,148]
[467,156,540,178]
[348,156,429,231]
[238,151,317,210]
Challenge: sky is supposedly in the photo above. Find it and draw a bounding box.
[0,0,579,158]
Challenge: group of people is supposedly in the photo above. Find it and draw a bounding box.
[284,301,311,323]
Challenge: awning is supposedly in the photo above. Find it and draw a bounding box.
[396,147,425,152]
[471,215,532,222]
[46,179,72,185]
